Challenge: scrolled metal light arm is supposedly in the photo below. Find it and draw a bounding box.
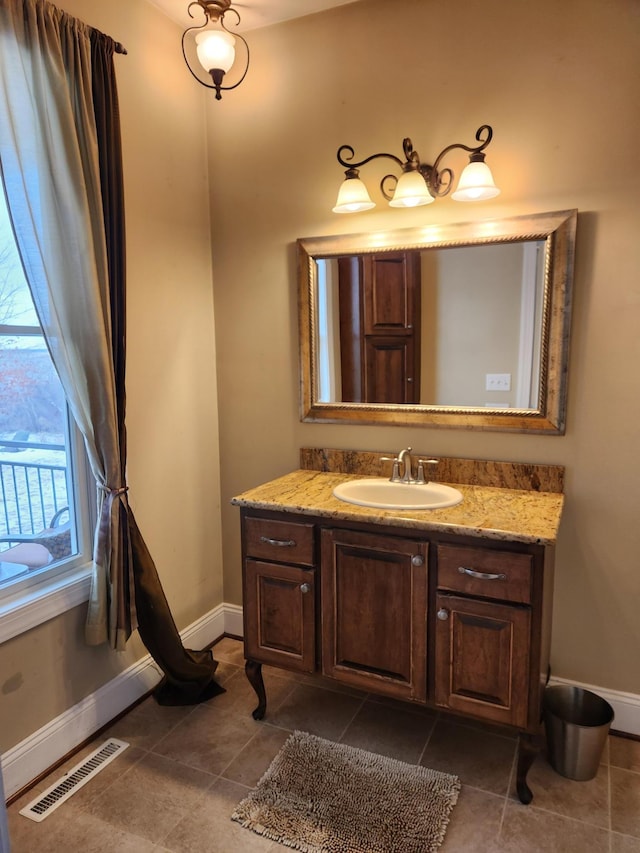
[427,124,494,197]
[335,125,497,204]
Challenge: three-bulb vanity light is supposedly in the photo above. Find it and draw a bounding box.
[333,125,500,213]
[181,0,249,100]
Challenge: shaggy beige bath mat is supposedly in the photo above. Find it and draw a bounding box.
[232,730,460,852]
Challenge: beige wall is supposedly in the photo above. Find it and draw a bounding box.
[421,244,524,406]
[0,0,223,752]
[210,0,640,695]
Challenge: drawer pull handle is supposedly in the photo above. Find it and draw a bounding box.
[300,582,311,594]
[458,566,507,581]
[260,536,296,548]
[437,608,449,621]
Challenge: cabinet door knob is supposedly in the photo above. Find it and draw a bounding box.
[300,582,311,594]
[437,608,449,621]
[411,555,424,566]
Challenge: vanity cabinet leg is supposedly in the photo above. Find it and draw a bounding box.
[516,733,540,804]
[245,660,267,720]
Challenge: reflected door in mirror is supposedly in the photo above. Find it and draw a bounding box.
[339,252,421,403]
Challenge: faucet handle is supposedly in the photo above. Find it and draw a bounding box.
[416,459,439,484]
[380,456,401,482]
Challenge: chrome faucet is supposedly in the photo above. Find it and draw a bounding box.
[381,447,439,484]
[398,447,414,483]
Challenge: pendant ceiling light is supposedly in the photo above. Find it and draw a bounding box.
[181,0,249,100]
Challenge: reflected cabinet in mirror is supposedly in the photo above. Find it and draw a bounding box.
[298,209,576,433]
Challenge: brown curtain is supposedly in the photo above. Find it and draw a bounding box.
[89,31,224,705]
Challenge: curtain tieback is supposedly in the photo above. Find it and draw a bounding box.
[96,486,130,561]
[100,486,129,499]
[100,485,130,518]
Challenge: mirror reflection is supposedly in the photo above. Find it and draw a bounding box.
[298,210,577,433]
[315,241,546,410]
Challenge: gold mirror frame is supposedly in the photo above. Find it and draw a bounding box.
[298,209,577,433]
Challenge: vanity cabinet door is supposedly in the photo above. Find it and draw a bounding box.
[244,559,316,673]
[321,528,427,702]
[434,593,530,728]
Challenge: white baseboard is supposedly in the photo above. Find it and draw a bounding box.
[222,602,244,638]
[4,604,638,800]
[2,602,239,799]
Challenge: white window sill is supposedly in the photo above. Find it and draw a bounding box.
[0,564,92,643]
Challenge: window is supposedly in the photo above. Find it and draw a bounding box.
[0,188,93,637]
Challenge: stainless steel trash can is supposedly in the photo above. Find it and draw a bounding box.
[543,685,614,781]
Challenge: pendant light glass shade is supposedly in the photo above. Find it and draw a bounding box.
[196,29,236,73]
[388,170,434,208]
[332,176,376,213]
[451,159,500,202]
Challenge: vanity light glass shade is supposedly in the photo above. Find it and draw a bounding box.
[451,159,501,202]
[388,170,434,208]
[332,177,376,213]
[195,29,236,73]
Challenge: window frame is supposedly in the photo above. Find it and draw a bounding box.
[0,219,95,642]
[0,418,94,642]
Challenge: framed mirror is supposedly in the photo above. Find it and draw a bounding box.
[298,209,577,433]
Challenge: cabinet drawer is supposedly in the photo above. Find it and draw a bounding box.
[437,544,532,604]
[244,516,315,567]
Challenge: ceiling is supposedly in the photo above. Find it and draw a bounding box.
[148,0,362,30]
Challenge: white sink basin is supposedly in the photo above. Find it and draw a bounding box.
[332,478,463,510]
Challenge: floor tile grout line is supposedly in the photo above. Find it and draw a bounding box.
[496,743,519,840]
[436,715,520,744]
[416,712,439,767]
[515,799,613,831]
[140,706,203,756]
[270,678,300,715]
[126,753,224,851]
[336,691,369,743]
[215,724,276,781]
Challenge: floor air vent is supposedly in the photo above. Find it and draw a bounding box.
[19,738,129,822]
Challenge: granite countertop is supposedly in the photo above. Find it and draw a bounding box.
[231,469,564,545]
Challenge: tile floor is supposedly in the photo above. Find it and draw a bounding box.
[7,637,640,852]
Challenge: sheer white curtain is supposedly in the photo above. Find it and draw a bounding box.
[0,0,132,648]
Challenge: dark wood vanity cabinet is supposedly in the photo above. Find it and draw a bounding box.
[240,508,553,803]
